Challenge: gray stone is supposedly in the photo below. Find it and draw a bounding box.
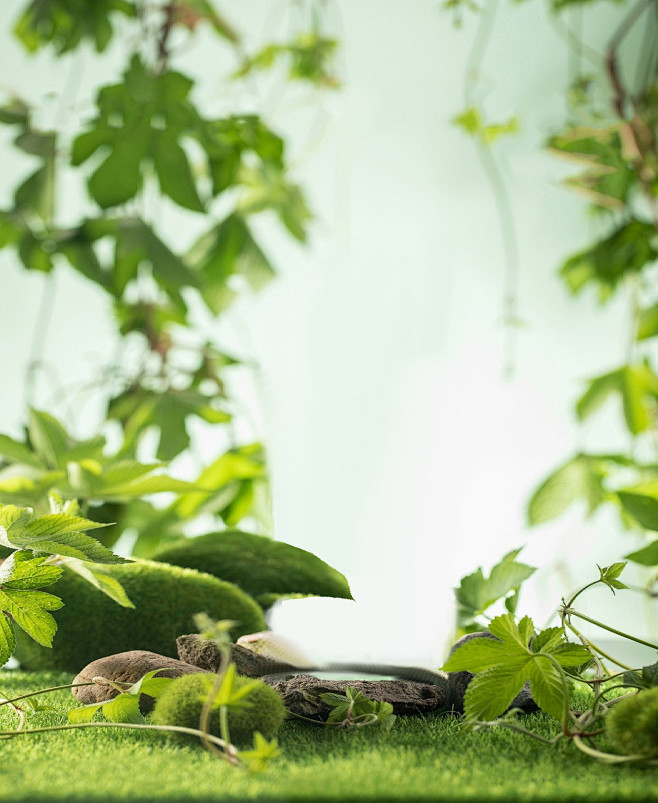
[176,634,298,678]
[72,650,209,712]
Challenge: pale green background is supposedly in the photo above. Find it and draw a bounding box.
[0,0,653,664]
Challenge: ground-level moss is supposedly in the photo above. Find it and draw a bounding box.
[0,671,657,802]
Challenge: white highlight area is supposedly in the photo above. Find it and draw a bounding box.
[267,574,454,670]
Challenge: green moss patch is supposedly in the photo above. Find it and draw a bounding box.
[151,672,286,746]
[14,560,265,672]
[1,672,658,802]
[153,531,352,608]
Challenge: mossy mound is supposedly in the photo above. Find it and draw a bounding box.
[14,560,265,672]
[151,672,286,746]
[153,531,352,608]
[607,687,658,757]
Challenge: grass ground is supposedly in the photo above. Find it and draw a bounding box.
[1,670,657,803]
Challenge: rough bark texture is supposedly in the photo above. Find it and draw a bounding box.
[72,650,208,712]
[263,674,448,720]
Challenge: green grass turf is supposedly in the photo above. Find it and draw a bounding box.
[1,670,657,803]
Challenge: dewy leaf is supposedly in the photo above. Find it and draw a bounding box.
[625,539,658,566]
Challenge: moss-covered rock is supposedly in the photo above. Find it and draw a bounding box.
[607,687,658,757]
[151,672,286,746]
[14,560,265,672]
[153,531,352,608]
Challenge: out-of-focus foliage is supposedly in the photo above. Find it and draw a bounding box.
[0,0,340,569]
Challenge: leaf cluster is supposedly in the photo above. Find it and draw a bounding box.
[319,686,397,730]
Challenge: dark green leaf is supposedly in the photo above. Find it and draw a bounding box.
[560,220,658,300]
[153,132,204,212]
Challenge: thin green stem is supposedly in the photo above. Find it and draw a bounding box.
[572,733,655,764]
[563,580,600,613]
[0,721,238,763]
[566,608,658,651]
[0,682,95,708]
[562,616,632,670]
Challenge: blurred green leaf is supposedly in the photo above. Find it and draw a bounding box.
[527,453,630,525]
[14,0,137,54]
[187,213,276,314]
[560,220,658,301]
[576,364,658,434]
[625,539,658,566]
[548,124,635,211]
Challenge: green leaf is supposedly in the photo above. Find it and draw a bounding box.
[526,656,565,721]
[201,664,260,710]
[0,551,62,590]
[576,365,658,435]
[153,132,204,212]
[57,558,134,608]
[442,637,512,672]
[101,693,142,723]
[527,453,616,525]
[187,213,276,315]
[463,658,530,722]
[625,539,658,566]
[88,135,147,208]
[0,434,43,468]
[560,220,658,300]
[597,562,629,593]
[456,549,535,626]
[28,409,70,469]
[2,513,124,565]
[0,587,62,646]
[548,642,592,666]
[125,668,173,698]
[238,732,282,773]
[622,662,658,690]
[0,609,16,667]
[637,304,658,341]
[68,702,104,723]
[618,483,658,531]
[548,124,635,213]
[14,0,137,55]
